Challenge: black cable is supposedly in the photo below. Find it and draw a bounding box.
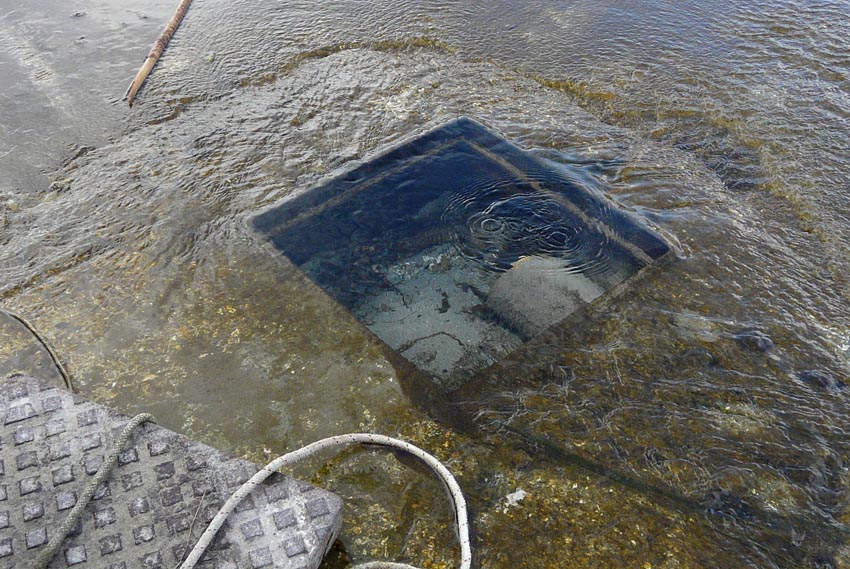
[1,308,75,392]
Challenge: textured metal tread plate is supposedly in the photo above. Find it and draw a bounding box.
[0,375,342,569]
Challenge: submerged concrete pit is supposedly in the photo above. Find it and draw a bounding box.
[253,118,671,392]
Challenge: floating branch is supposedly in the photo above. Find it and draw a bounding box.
[124,0,193,107]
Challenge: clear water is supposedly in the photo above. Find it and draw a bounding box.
[1,0,849,567]
[253,118,669,390]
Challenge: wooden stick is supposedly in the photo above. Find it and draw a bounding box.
[124,0,194,107]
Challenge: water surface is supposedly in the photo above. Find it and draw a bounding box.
[1,0,849,567]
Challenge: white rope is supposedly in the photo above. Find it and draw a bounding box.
[36,413,156,568]
[180,433,472,569]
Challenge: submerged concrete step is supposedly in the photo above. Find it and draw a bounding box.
[0,375,342,569]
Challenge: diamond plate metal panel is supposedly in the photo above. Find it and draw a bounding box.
[0,375,342,569]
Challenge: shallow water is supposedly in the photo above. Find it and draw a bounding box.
[1,0,849,567]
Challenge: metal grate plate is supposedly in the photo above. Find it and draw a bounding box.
[0,375,342,569]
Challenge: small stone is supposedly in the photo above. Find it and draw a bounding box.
[733,329,774,353]
[14,427,35,445]
[284,536,307,557]
[128,496,150,517]
[148,438,170,456]
[26,527,48,549]
[703,488,752,519]
[76,408,98,427]
[798,369,845,392]
[154,461,175,480]
[680,347,717,367]
[23,501,44,521]
[504,488,528,508]
[192,479,214,496]
[5,403,37,425]
[94,507,117,528]
[52,465,75,486]
[139,550,162,568]
[49,441,72,461]
[265,483,288,503]
[273,509,296,530]
[167,512,191,534]
[99,534,122,556]
[19,475,42,495]
[306,497,329,518]
[118,447,138,465]
[122,471,144,491]
[240,519,264,540]
[92,481,110,500]
[56,491,76,510]
[16,451,39,471]
[42,396,63,413]
[133,524,155,544]
[49,178,72,192]
[85,454,103,475]
[81,433,102,451]
[45,419,66,437]
[234,494,255,512]
[249,546,272,568]
[160,485,183,506]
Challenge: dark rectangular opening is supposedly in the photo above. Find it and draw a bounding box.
[253,118,671,389]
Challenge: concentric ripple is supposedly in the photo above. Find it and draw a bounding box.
[442,177,621,275]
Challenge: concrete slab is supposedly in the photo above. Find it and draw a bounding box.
[0,375,342,569]
[486,255,605,340]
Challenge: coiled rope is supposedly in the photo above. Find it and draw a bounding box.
[181,433,472,569]
[38,414,472,569]
[2,311,470,566]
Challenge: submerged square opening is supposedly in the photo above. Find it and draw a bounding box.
[253,118,671,389]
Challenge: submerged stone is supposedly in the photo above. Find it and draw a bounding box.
[813,553,837,569]
[733,328,775,353]
[486,255,604,339]
[679,346,718,368]
[703,488,753,520]
[798,369,845,392]
[253,118,671,390]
